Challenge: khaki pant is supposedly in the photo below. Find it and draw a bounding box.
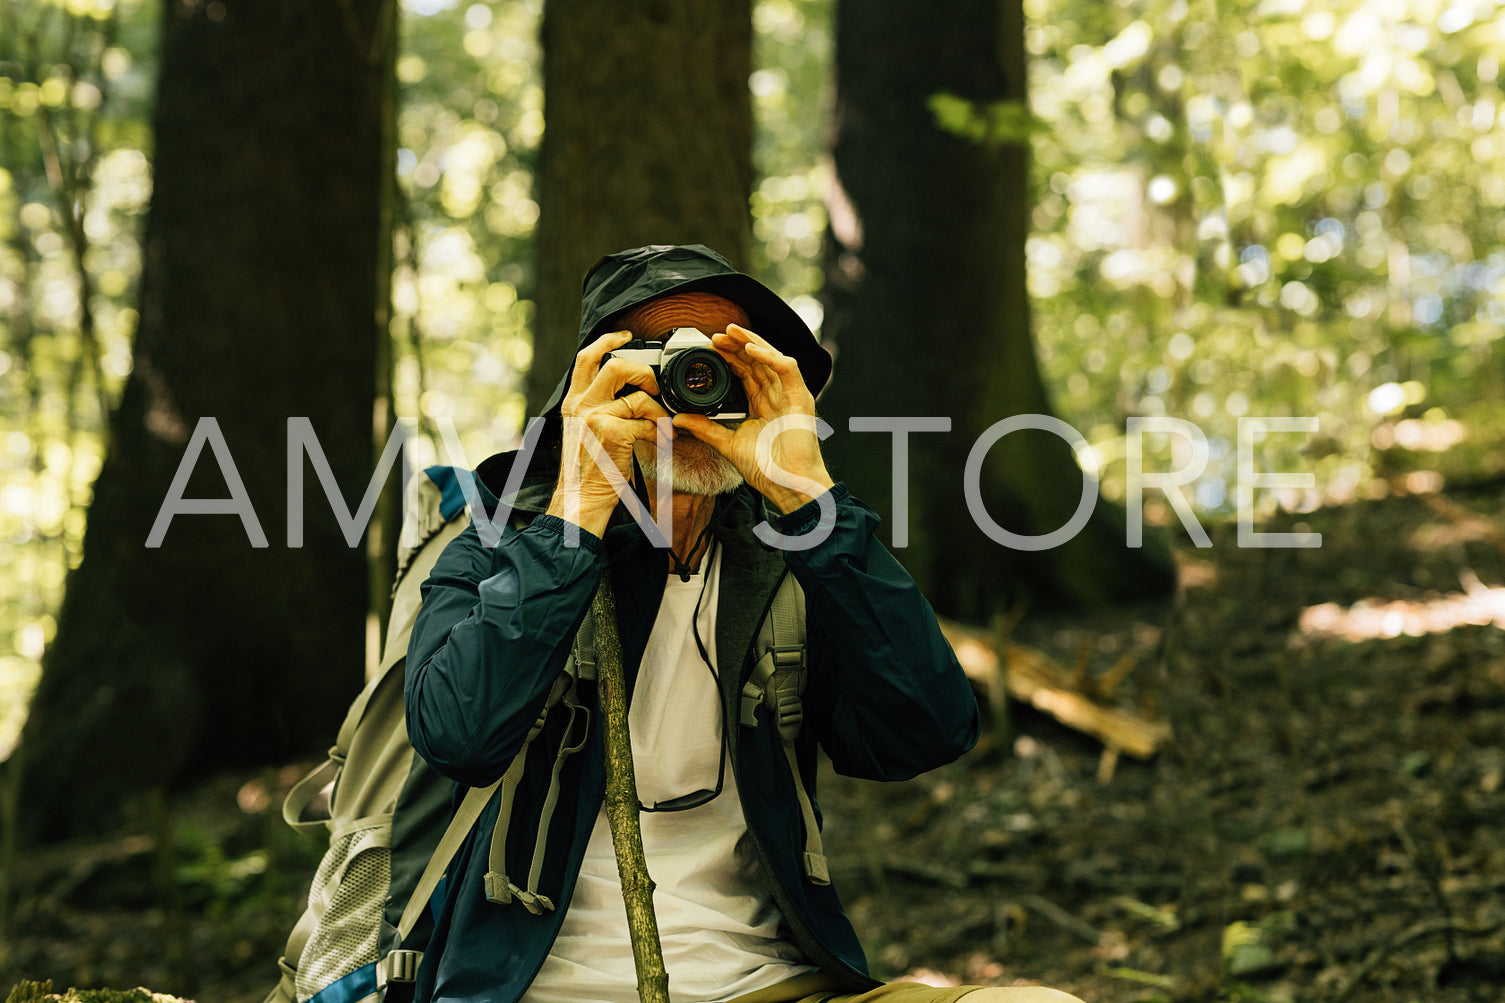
[725,971,1084,1003]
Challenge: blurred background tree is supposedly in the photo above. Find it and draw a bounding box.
[817,0,1175,617]
[529,0,754,413]
[7,0,397,840]
[1,0,1502,833]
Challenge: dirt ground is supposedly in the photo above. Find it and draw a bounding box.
[4,488,1504,1002]
[826,487,1505,1002]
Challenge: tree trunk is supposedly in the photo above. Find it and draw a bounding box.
[819,0,1174,618]
[527,0,754,415]
[13,0,396,841]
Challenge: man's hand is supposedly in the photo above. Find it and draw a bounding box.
[547,330,673,538]
[672,323,835,514]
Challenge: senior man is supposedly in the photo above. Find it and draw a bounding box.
[404,244,1083,1003]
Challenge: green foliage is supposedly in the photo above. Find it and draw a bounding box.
[3,982,53,1003]
[0,0,156,759]
[172,820,270,917]
[1222,920,1277,976]
[749,0,831,326]
[391,0,543,465]
[1220,912,1304,998]
[1109,894,1181,931]
[1102,966,1175,989]
[928,92,1037,146]
[1024,0,1505,525]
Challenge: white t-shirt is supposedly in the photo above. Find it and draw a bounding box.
[521,547,816,1003]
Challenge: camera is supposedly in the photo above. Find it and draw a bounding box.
[604,327,748,420]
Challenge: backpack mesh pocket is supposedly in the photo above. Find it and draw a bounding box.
[295,820,392,1001]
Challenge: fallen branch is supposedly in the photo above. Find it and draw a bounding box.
[938,618,1172,759]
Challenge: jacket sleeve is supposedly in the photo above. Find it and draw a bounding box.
[775,484,980,781]
[404,514,606,788]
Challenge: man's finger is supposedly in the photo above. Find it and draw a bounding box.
[672,413,735,453]
[724,323,785,357]
[723,322,764,344]
[712,330,782,397]
[708,333,760,383]
[588,357,662,405]
[723,330,807,400]
[591,388,668,423]
[567,330,634,402]
[744,341,803,383]
[620,389,672,423]
[724,325,797,374]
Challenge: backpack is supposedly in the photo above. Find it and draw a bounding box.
[265,467,821,1003]
[263,467,471,1003]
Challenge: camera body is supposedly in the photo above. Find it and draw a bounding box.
[604,327,748,420]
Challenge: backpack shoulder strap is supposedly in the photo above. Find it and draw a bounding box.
[381,776,500,992]
[740,573,828,885]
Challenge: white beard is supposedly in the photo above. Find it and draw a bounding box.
[634,435,744,497]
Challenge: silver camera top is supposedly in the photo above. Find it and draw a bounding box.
[606,327,714,362]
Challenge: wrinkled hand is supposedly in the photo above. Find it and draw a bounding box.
[547,330,673,538]
[672,324,835,514]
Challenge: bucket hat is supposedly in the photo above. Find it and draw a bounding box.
[538,244,832,429]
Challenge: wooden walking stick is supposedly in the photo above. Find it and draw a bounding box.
[592,570,671,1003]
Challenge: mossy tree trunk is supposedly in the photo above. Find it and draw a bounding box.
[819,0,1174,618]
[13,0,397,842]
[527,0,754,414]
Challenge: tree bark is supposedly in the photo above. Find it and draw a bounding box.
[592,573,670,1003]
[819,0,1174,617]
[13,0,397,841]
[527,0,754,415]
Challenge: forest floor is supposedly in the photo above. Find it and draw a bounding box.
[3,486,1505,1002]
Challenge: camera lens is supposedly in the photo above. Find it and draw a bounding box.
[683,360,717,394]
[661,348,733,414]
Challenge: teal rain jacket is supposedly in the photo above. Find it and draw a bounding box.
[403,245,980,1002]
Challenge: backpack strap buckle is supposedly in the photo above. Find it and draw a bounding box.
[378,949,423,986]
[771,642,804,670]
[739,680,765,727]
[483,870,514,904]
